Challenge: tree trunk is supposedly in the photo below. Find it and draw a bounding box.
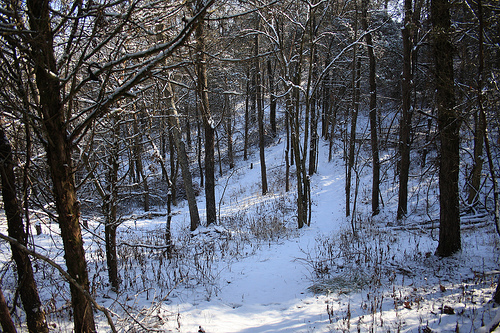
[467,0,486,207]
[169,132,178,206]
[0,127,48,333]
[196,18,216,226]
[255,20,268,195]
[432,0,461,256]
[26,0,96,330]
[347,58,361,216]
[104,118,120,291]
[133,111,149,212]
[308,20,319,176]
[244,66,251,161]
[166,82,201,231]
[268,58,277,137]
[224,79,235,169]
[347,1,360,217]
[361,0,380,216]
[397,0,413,220]
[0,286,17,333]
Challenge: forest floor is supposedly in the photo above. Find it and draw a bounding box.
[1,134,500,332]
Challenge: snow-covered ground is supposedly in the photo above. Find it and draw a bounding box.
[1,133,500,332]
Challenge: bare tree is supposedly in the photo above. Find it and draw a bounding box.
[0,126,48,332]
[0,0,213,330]
[166,81,202,231]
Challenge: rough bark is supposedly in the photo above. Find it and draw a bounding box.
[432,0,461,256]
[26,0,96,330]
[105,119,120,291]
[0,127,48,333]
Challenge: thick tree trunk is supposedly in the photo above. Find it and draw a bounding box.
[397,0,413,220]
[0,127,48,333]
[26,0,96,331]
[432,0,461,256]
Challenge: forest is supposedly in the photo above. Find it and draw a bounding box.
[0,0,499,331]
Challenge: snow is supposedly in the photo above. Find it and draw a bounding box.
[1,130,500,332]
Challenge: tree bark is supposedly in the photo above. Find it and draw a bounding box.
[361,0,380,216]
[255,19,268,195]
[104,117,120,291]
[195,16,216,226]
[26,0,96,330]
[397,0,413,220]
[244,66,251,161]
[0,286,17,333]
[346,0,359,218]
[268,58,277,137]
[0,286,16,333]
[0,127,48,333]
[432,0,461,256]
[467,0,486,207]
[166,82,201,231]
[347,53,361,216]
[308,17,319,176]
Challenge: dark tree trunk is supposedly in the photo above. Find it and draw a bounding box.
[308,24,318,176]
[397,0,413,220]
[467,0,486,207]
[0,286,17,333]
[26,0,96,330]
[361,0,380,216]
[255,20,268,195]
[196,17,216,226]
[224,79,235,169]
[244,66,250,161]
[432,0,461,256]
[104,119,120,291]
[347,0,360,217]
[268,58,277,137]
[0,127,48,333]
